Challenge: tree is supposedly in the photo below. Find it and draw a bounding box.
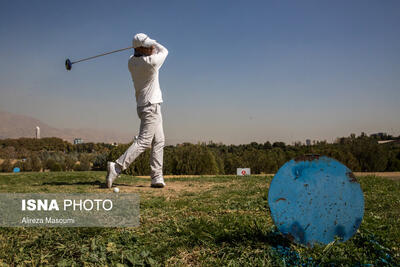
[22,158,33,172]
[45,159,63,172]
[92,153,108,171]
[263,141,272,150]
[74,160,91,171]
[30,155,42,172]
[273,142,286,149]
[0,146,17,159]
[65,155,77,171]
[0,159,13,172]
[197,149,220,174]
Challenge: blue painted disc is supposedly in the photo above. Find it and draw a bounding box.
[268,155,364,246]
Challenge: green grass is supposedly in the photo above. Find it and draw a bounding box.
[0,172,399,266]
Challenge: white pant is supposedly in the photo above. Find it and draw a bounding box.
[116,103,164,179]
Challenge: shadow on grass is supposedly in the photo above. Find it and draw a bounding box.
[214,226,292,248]
[174,216,293,249]
[38,180,132,188]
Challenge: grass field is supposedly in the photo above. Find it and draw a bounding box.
[0,172,399,266]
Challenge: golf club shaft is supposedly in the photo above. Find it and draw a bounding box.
[72,46,134,64]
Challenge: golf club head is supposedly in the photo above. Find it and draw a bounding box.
[65,59,72,71]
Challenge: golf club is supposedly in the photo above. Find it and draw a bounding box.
[65,46,134,71]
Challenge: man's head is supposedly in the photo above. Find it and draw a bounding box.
[133,33,156,56]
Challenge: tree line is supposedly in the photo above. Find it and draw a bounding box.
[0,133,399,174]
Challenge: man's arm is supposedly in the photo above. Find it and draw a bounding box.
[147,41,168,68]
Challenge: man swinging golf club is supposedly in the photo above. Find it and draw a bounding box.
[106,33,168,188]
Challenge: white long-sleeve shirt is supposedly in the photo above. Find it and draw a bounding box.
[128,41,168,107]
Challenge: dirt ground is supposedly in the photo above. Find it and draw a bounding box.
[112,179,232,198]
[136,173,400,181]
[136,172,400,180]
[353,172,400,181]
[120,172,400,196]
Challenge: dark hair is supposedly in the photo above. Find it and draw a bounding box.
[134,48,144,57]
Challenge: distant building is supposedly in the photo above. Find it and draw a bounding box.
[306,139,311,146]
[35,126,40,139]
[74,138,83,145]
[371,132,387,139]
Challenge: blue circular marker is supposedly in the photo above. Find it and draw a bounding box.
[268,155,364,246]
[13,167,20,173]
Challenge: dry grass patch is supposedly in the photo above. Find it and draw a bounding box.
[112,180,239,199]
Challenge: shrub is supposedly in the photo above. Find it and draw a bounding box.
[65,155,77,171]
[22,158,33,172]
[30,155,42,172]
[0,159,13,172]
[73,160,91,171]
[45,159,64,172]
[13,161,24,172]
[92,153,108,171]
[80,160,91,171]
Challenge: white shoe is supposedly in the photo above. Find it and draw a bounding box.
[106,162,120,188]
[151,176,165,188]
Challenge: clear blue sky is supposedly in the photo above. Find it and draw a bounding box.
[0,0,399,144]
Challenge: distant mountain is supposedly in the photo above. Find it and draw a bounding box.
[0,110,134,143]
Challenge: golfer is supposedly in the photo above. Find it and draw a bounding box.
[106,33,168,188]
